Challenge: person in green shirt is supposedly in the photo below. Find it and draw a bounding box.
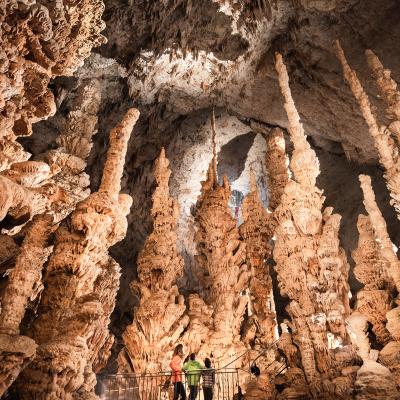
[182,353,203,400]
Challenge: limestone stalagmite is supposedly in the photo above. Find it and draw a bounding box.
[122,148,188,374]
[16,109,139,400]
[352,215,392,346]
[193,151,248,365]
[0,214,53,396]
[335,41,400,221]
[365,49,400,143]
[240,171,276,346]
[273,52,353,397]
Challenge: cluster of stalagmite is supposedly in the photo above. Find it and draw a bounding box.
[350,175,400,398]
[334,41,400,220]
[239,172,278,400]
[240,171,276,347]
[273,52,355,397]
[0,2,109,397]
[14,109,138,399]
[121,148,189,374]
[192,151,248,365]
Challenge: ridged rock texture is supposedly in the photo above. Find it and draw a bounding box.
[121,148,188,374]
[240,171,276,347]
[264,128,290,212]
[335,41,400,221]
[15,109,138,399]
[192,150,248,365]
[0,214,53,396]
[0,0,105,142]
[2,1,400,399]
[352,215,393,346]
[357,174,400,394]
[272,53,355,398]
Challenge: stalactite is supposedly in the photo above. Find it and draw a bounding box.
[352,214,392,345]
[365,49,400,143]
[265,128,290,211]
[16,109,139,400]
[122,148,189,374]
[334,41,400,220]
[193,159,248,365]
[273,52,353,397]
[0,214,53,397]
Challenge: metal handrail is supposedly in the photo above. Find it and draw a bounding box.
[97,368,240,400]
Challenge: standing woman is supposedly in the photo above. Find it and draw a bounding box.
[170,344,186,400]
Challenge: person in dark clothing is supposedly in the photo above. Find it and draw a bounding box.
[201,358,215,400]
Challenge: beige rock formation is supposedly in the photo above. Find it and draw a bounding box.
[358,174,400,394]
[16,109,139,399]
[122,148,189,374]
[359,174,400,294]
[193,155,248,365]
[335,41,400,220]
[265,128,290,212]
[0,1,105,142]
[240,171,276,347]
[365,49,400,144]
[273,52,352,396]
[0,214,53,396]
[352,214,392,345]
[40,79,102,222]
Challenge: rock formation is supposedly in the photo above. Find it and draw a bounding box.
[365,49,400,144]
[352,214,392,346]
[39,79,102,222]
[335,41,400,220]
[0,214,53,396]
[240,171,276,347]
[346,312,398,400]
[16,109,139,399]
[273,52,353,397]
[359,175,400,294]
[0,0,105,142]
[122,148,188,374]
[265,128,290,212]
[193,147,248,365]
[358,174,400,390]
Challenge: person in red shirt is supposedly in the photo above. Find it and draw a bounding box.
[170,344,186,400]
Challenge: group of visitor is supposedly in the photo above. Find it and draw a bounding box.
[170,344,215,400]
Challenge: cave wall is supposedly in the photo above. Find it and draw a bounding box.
[5,0,400,385]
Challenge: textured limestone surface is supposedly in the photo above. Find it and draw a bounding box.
[2,1,400,398]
